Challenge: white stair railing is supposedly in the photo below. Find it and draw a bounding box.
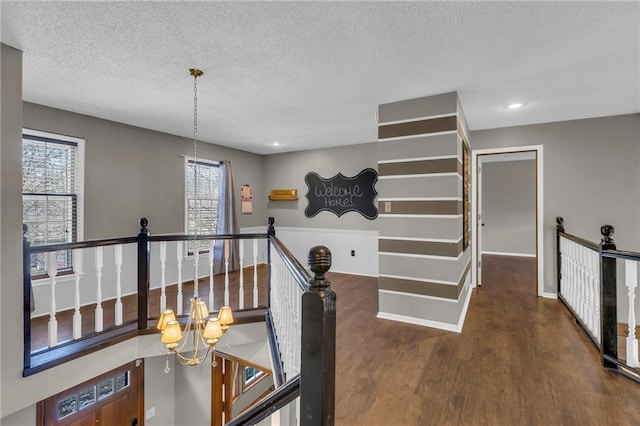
[28,229,268,360]
[625,259,639,368]
[270,243,306,379]
[559,235,601,345]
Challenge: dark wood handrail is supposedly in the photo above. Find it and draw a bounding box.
[29,236,138,253]
[270,235,311,292]
[28,233,268,253]
[601,248,640,261]
[558,231,599,251]
[148,233,268,242]
[227,375,300,426]
[265,311,286,388]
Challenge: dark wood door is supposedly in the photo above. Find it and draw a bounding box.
[39,360,143,426]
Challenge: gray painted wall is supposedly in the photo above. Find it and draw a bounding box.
[264,143,378,230]
[173,358,212,426]
[23,102,267,238]
[376,93,471,329]
[144,356,176,425]
[471,114,640,294]
[1,43,26,420]
[481,159,536,255]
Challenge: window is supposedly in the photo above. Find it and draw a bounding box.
[244,366,263,384]
[185,158,220,253]
[22,129,84,276]
[232,365,267,400]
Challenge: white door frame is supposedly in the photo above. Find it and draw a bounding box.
[471,145,545,297]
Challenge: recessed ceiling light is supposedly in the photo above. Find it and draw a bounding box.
[507,103,524,109]
[270,141,282,147]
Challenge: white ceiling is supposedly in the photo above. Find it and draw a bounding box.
[2,1,639,155]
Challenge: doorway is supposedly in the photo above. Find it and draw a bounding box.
[38,360,144,426]
[471,145,544,296]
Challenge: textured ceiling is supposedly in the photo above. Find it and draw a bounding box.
[2,1,639,155]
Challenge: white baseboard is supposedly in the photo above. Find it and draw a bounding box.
[376,284,473,334]
[377,312,461,333]
[541,292,558,299]
[481,251,536,258]
[456,283,473,332]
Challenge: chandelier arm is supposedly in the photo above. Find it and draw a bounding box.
[174,310,195,354]
[172,339,214,366]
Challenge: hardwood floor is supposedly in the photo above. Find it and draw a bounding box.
[333,255,640,425]
[30,255,640,424]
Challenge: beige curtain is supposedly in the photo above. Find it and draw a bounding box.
[215,160,240,272]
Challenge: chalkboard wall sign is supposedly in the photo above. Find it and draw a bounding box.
[304,168,378,219]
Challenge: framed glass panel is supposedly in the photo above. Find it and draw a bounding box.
[57,395,77,420]
[98,378,114,400]
[78,386,96,410]
[115,371,129,392]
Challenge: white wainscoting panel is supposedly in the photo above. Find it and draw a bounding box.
[264,227,379,277]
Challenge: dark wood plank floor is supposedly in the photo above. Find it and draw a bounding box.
[333,255,640,425]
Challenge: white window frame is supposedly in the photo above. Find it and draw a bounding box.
[184,156,221,257]
[23,128,85,284]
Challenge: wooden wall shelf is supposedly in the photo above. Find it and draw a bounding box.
[269,189,298,201]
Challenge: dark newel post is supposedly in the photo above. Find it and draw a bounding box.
[137,218,150,331]
[599,224,617,368]
[556,217,564,293]
[267,217,275,307]
[23,224,32,370]
[300,246,336,426]
[268,216,275,237]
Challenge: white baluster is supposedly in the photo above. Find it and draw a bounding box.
[47,252,58,347]
[253,239,259,308]
[95,246,104,333]
[224,239,230,306]
[72,249,83,339]
[585,247,591,328]
[239,239,245,309]
[566,240,573,306]
[566,239,572,306]
[560,238,566,298]
[576,244,582,315]
[114,244,123,326]
[592,250,600,343]
[159,241,167,313]
[625,260,639,367]
[566,240,573,307]
[209,240,215,311]
[586,248,595,336]
[176,241,184,315]
[578,246,586,322]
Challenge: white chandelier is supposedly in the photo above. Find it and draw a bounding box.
[157,68,233,368]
